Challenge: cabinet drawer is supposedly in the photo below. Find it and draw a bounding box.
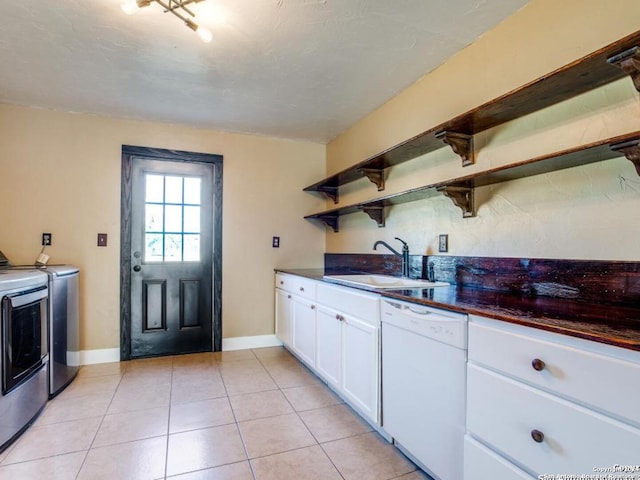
[464,436,534,480]
[275,273,316,300]
[469,316,640,426]
[467,364,640,476]
[317,283,379,325]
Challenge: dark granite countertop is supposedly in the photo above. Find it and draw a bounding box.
[275,268,640,352]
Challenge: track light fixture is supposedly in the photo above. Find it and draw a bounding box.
[121,0,213,43]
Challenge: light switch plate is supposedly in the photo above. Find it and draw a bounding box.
[438,234,448,253]
[272,236,280,248]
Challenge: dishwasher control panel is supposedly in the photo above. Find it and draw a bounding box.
[381,299,468,349]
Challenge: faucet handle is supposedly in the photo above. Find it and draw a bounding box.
[394,237,408,247]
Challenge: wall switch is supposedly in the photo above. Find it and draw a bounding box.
[272,236,280,248]
[97,233,108,247]
[42,233,52,246]
[438,234,448,253]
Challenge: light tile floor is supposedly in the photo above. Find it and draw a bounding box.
[0,347,429,480]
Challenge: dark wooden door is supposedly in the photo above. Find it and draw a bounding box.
[120,147,223,359]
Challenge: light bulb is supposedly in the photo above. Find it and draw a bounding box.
[121,1,139,15]
[197,26,213,43]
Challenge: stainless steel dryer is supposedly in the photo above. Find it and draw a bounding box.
[42,265,80,397]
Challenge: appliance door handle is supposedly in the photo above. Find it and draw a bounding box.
[401,306,461,323]
[7,287,48,308]
[383,300,403,311]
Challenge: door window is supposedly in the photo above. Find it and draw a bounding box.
[144,174,201,262]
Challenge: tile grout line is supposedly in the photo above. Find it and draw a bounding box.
[162,356,175,480]
[216,353,258,480]
[74,362,130,480]
[253,348,348,480]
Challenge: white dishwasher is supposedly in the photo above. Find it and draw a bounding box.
[381,299,468,480]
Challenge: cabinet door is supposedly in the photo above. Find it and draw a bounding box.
[342,314,379,423]
[316,305,342,389]
[292,296,316,367]
[275,288,293,348]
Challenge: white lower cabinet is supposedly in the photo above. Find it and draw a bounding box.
[275,273,381,425]
[291,296,316,367]
[274,273,318,368]
[317,304,380,422]
[274,287,293,348]
[315,282,381,425]
[341,314,379,421]
[315,305,342,389]
[466,315,640,478]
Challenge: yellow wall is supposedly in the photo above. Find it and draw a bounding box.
[326,0,640,260]
[0,105,326,351]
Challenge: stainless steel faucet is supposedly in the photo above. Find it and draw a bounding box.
[373,237,410,277]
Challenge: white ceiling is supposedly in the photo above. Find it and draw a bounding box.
[0,0,529,143]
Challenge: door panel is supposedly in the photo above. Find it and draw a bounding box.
[121,146,222,359]
[142,280,166,331]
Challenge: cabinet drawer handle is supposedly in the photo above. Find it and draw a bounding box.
[280,281,284,285]
[335,314,344,322]
[300,287,305,292]
[335,314,341,321]
[310,305,315,310]
[531,358,546,371]
[287,295,292,299]
[531,429,545,443]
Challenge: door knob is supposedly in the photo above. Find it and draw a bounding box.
[133,265,142,272]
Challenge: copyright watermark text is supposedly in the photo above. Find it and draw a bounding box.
[537,466,640,480]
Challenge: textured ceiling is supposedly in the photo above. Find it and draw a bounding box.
[0,0,529,143]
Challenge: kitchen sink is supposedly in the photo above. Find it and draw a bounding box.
[323,274,448,289]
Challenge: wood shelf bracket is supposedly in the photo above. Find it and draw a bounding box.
[611,138,640,175]
[607,46,640,93]
[437,185,476,218]
[317,214,340,232]
[358,205,385,227]
[317,186,339,204]
[436,131,475,166]
[357,168,385,191]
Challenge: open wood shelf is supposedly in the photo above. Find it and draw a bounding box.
[304,30,640,204]
[305,132,640,232]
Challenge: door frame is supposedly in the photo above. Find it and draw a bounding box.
[120,145,223,360]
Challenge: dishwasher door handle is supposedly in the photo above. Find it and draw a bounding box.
[400,306,463,324]
[407,307,431,316]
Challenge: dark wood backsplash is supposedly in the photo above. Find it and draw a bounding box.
[324,254,640,307]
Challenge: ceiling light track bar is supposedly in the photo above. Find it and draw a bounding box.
[123,0,213,42]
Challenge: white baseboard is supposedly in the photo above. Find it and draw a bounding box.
[78,348,121,365]
[222,334,283,351]
[75,336,282,365]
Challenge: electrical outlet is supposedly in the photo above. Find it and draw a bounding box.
[42,233,52,246]
[272,236,280,248]
[438,234,448,253]
[97,233,108,247]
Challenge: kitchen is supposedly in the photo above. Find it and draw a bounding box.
[1,0,640,479]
